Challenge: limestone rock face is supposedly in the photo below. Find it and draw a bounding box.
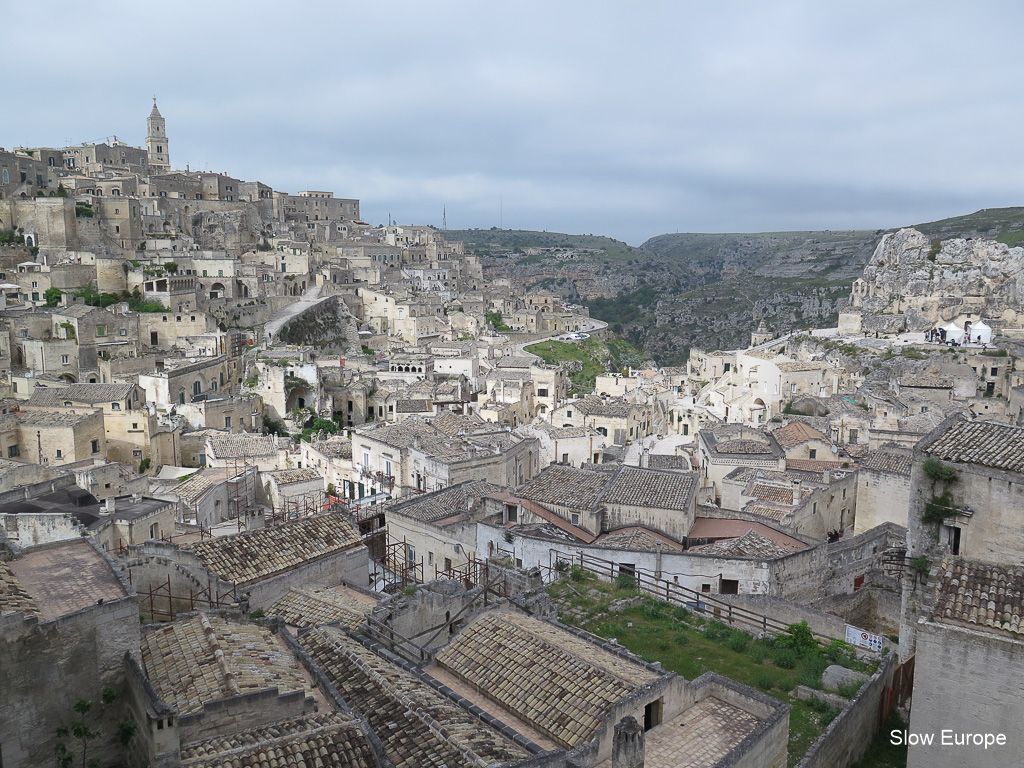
[859,228,1024,328]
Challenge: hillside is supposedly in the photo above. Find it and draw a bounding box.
[461,207,1024,365]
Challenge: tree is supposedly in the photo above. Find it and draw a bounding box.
[43,287,62,307]
[54,687,138,768]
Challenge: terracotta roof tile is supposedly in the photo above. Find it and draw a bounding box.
[179,713,377,767]
[923,420,1024,473]
[435,612,658,749]
[301,626,527,767]
[187,513,361,587]
[933,558,1024,637]
[267,586,372,629]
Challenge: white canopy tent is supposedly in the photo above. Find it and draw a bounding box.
[969,320,992,344]
[942,322,965,343]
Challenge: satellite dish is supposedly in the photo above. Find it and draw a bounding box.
[831,445,839,454]
[189,358,196,363]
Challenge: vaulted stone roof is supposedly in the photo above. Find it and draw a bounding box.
[388,479,500,525]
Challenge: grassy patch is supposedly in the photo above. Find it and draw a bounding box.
[525,337,644,394]
[546,579,874,766]
[851,712,908,768]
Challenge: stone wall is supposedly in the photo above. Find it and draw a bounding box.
[796,654,896,768]
[907,621,1022,768]
[0,549,140,767]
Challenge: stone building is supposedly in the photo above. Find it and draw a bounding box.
[854,445,913,533]
[906,558,1024,768]
[0,538,139,768]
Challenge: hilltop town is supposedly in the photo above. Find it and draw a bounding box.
[1,106,1022,768]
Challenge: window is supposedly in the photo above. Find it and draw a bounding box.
[571,512,580,525]
[566,410,572,418]
[56,449,62,458]
[31,292,38,302]
[132,423,138,430]
[111,402,120,410]
[444,557,452,571]
[224,416,231,429]
[91,440,100,453]
[809,449,817,459]
[7,445,18,458]
[505,504,518,523]
[991,368,999,377]
[95,325,106,337]
[61,355,69,365]
[428,552,434,566]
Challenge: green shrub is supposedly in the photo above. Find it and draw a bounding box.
[922,457,958,483]
[777,621,818,658]
[773,648,798,669]
[836,679,864,698]
[807,695,841,726]
[823,639,856,666]
[755,673,775,690]
[569,564,592,583]
[703,620,731,640]
[674,632,690,646]
[748,645,768,664]
[673,606,691,622]
[725,632,750,653]
[615,573,638,591]
[138,458,151,473]
[642,600,665,620]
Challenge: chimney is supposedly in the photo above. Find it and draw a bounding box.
[823,468,831,484]
[791,479,802,506]
[132,492,142,504]
[612,715,645,768]
[105,497,116,515]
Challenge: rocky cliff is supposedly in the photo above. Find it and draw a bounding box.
[855,228,1024,330]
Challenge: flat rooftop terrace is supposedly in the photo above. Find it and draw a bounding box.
[8,539,128,620]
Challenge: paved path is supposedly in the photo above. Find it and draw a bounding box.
[264,284,326,340]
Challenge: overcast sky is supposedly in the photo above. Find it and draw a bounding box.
[5,1,1023,244]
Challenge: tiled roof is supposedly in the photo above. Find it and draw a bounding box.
[395,399,431,413]
[265,468,322,485]
[435,611,658,749]
[785,459,843,473]
[717,439,774,455]
[208,433,281,459]
[862,448,913,476]
[0,560,38,617]
[741,503,793,524]
[689,517,807,552]
[748,483,806,506]
[772,421,829,449]
[595,527,684,551]
[175,472,216,504]
[389,480,500,524]
[933,558,1024,637]
[187,513,361,587]
[573,395,636,418]
[308,437,352,460]
[691,529,793,558]
[267,586,372,629]
[141,614,312,716]
[602,466,697,512]
[646,454,691,471]
[28,383,135,405]
[922,420,1024,473]
[301,626,527,767]
[179,713,378,768]
[519,465,610,510]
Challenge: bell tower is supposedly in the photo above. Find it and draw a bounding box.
[146,98,170,172]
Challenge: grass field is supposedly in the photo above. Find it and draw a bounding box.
[547,575,882,767]
[525,336,646,393]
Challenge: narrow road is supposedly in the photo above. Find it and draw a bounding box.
[264,284,326,341]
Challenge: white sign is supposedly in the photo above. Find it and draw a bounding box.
[846,625,884,652]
